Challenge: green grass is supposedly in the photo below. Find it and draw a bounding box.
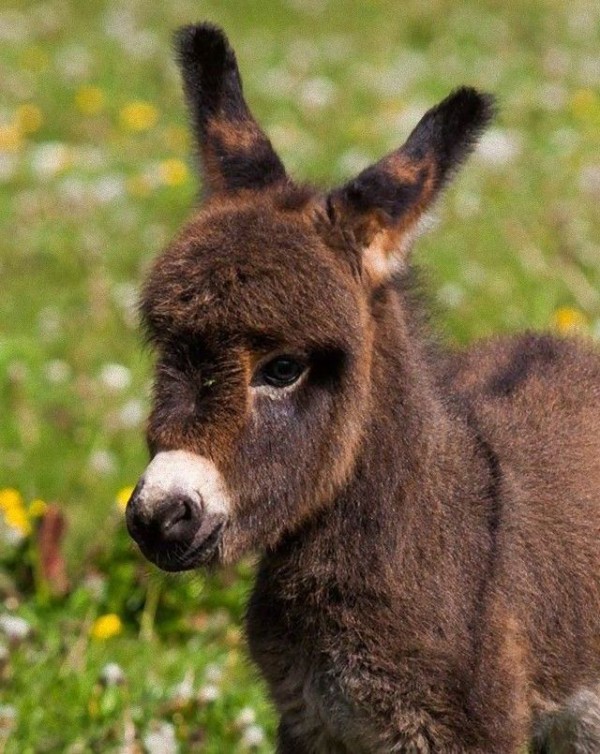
[0,0,598,750]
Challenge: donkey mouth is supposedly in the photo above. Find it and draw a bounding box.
[140,521,225,573]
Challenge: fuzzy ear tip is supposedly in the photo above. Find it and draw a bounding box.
[173,22,230,63]
[448,86,497,130]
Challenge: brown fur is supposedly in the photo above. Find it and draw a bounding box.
[129,23,600,753]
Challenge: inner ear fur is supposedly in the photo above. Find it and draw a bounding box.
[327,87,496,282]
[175,23,287,195]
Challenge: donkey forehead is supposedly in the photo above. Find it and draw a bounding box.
[142,201,361,345]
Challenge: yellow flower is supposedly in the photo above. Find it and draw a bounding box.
[158,158,189,187]
[115,486,134,511]
[75,86,106,116]
[29,499,48,518]
[0,488,24,512]
[0,490,31,536]
[552,307,588,334]
[90,613,123,640]
[0,124,22,152]
[4,506,32,536]
[16,104,43,134]
[120,101,159,132]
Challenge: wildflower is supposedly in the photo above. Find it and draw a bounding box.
[144,721,178,754]
[28,499,47,518]
[90,613,123,640]
[119,101,159,132]
[99,662,126,686]
[0,124,22,153]
[0,614,31,643]
[552,307,588,334]
[241,724,266,748]
[235,707,257,729]
[116,486,134,511]
[30,142,71,178]
[16,104,43,134]
[99,363,131,391]
[74,86,105,116]
[198,684,221,704]
[158,158,189,187]
[88,449,116,476]
[0,489,31,537]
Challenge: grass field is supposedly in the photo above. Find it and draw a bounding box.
[1,0,599,750]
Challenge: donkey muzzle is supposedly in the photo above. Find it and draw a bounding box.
[125,450,230,571]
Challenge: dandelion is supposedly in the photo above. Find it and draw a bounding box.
[0,488,31,537]
[0,124,22,153]
[119,101,159,132]
[90,613,123,640]
[116,486,134,511]
[552,307,588,333]
[158,158,189,187]
[28,499,47,518]
[74,85,105,116]
[16,104,43,134]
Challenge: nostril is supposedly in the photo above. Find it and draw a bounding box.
[161,497,193,532]
[158,495,202,543]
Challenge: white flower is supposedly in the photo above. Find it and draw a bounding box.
[476,128,522,168]
[235,707,257,728]
[99,363,132,392]
[198,684,220,704]
[30,142,71,179]
[88,449,116,476]
[118,400,145,429]
[204,663,223,684]
[241,724,266,748]
[100,662,125,686]
[0,614,31,642]
[92,175,125,204]
[143,721,178,754]
[44,360,71,384]
[299,76,336,111]
[170,671,194,704]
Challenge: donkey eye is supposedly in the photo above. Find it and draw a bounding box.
[257,356,306,388]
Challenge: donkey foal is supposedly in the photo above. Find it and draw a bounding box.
[126,23,600,754]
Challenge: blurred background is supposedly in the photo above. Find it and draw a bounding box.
[0,0,598,750]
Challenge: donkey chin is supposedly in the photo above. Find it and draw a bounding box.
[125,449,230,572]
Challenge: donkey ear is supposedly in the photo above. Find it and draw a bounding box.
[174,23,287,195]
[326,87,495,283]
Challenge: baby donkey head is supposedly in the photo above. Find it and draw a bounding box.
[126,23,494,572]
